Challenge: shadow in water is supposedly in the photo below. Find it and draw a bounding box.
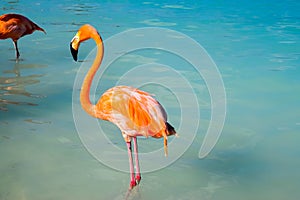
[113,185,142,200]
[111,186,142,200]
[0,62,47,111]
[123,186,142,200]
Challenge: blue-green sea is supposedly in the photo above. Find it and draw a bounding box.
[1,1,299,199]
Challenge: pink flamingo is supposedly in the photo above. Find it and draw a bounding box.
[70,24,176,189]
[0,13,46,60]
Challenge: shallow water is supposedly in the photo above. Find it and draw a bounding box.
[1,1,299,200]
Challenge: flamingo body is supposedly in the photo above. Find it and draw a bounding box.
[0,13,45,59]
[70,24,176,189]
[95,85,169,141]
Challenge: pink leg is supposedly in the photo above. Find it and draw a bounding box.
[126,141,136,189]
[133,137,141,184]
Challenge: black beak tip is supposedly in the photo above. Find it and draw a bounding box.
[70,43,78,61]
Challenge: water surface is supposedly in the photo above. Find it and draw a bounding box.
[0,1,299,199]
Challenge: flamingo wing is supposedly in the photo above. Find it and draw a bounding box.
[95,86,166,137]
[0,14,45,40]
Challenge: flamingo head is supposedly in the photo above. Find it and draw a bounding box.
[70,24,100,61]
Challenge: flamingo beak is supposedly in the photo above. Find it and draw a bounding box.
[70,43,78,61]
[70,35,79,61]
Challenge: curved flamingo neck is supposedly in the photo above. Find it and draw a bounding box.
[80,34,104,119]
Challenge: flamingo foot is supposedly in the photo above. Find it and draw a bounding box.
[135,175,141,184]
[129,180,137,189]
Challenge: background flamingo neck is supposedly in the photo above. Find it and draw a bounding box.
[80,36,104,118]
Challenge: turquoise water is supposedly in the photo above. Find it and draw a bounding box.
[1,0,299,199]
